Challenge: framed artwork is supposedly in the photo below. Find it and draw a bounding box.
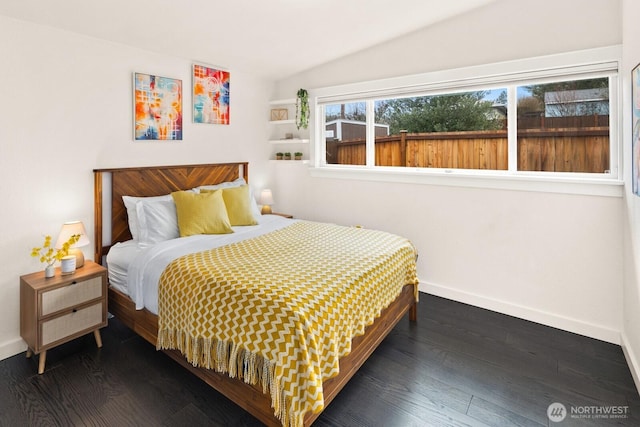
[270,108,288,121]
[193,64,230,124]
[633,63,640,196]
[134,72,182,140]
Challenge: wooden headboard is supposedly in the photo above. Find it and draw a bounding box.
[93,162,248,262]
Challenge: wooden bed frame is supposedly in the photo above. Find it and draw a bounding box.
[93,162,417,426]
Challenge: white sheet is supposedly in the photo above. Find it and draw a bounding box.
[106,240,140,295]
[116,214,296,315]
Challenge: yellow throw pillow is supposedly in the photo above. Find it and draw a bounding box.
[203,185,258,226]
[171,190,233,236]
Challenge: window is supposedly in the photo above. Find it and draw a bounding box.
[516,78,610,173]
[313,47,619,185]
[325,102,368,166]
[373,89,508,170]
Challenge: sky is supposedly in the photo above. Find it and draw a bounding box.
[325,87,534,116]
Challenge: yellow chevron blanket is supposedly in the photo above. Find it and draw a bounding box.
[156,221,418,427]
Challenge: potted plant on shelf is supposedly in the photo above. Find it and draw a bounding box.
[283,152,292,160]
[275,152,283,160]
[296,88,309,130]
[294,152,303,160]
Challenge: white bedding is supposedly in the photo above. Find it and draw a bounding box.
[106,214,296,315]
[106,240,140,295]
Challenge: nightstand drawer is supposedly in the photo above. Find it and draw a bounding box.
[41,302,103,347]
[41,276,103,316]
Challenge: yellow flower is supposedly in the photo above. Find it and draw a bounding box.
[30,234,81,266]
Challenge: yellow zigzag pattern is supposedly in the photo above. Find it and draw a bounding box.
[156,221,418,427]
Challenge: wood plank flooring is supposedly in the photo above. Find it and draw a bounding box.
[1,293,638,426]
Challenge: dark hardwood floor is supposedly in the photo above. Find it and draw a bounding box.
[1,293,638,426]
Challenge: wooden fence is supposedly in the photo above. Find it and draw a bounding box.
[517,114,609,130]
[326,127,610,173]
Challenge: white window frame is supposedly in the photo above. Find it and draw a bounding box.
[308,46,623,197]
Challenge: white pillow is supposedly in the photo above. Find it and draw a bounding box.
[197,177,262,219]
[248,188,262,219]
[122,194,173,240]
[196,177,247,192]
[136,199,179,247]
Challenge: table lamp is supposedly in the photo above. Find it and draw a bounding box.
[259,189,274,215]
[56,221,90,268]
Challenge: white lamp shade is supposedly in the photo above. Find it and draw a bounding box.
[259,189,274,215]
[56,221,90,249]
[259,189,274,206]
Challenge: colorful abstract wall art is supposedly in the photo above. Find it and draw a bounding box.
[193,64,230,125]
[134,72,182,140]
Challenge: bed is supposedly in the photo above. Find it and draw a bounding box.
[93,162,418,427]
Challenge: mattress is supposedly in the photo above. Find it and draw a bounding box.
[106,240,140,295]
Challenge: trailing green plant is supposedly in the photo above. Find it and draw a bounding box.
[296,88,309,130]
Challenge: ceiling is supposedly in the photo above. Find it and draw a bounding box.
[0,0,496,79]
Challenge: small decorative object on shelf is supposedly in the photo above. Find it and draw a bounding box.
[275,152,284,160]
[294,152,303,160]
[30,234,80,278]
[284,152,292,160]
[270,108,288,121]
[296,88,309,130]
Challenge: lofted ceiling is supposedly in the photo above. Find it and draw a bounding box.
[0,0,496,79]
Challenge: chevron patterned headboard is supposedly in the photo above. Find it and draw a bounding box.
[93,162,248,262]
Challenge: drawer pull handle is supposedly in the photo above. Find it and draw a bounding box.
[72,309,77,313]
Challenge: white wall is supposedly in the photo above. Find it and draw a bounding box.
[0,15,273,359]
[272,0,625,343]
[621,0,640,391]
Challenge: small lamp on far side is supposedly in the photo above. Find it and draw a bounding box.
[56,221,90,268]
[259,189,274,215]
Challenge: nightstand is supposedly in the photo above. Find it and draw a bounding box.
[272,213,293,219]
[20,260,108,374]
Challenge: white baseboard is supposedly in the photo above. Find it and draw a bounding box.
[0,337,26,361]
[420,281,621,345]
[621,332,640,395]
